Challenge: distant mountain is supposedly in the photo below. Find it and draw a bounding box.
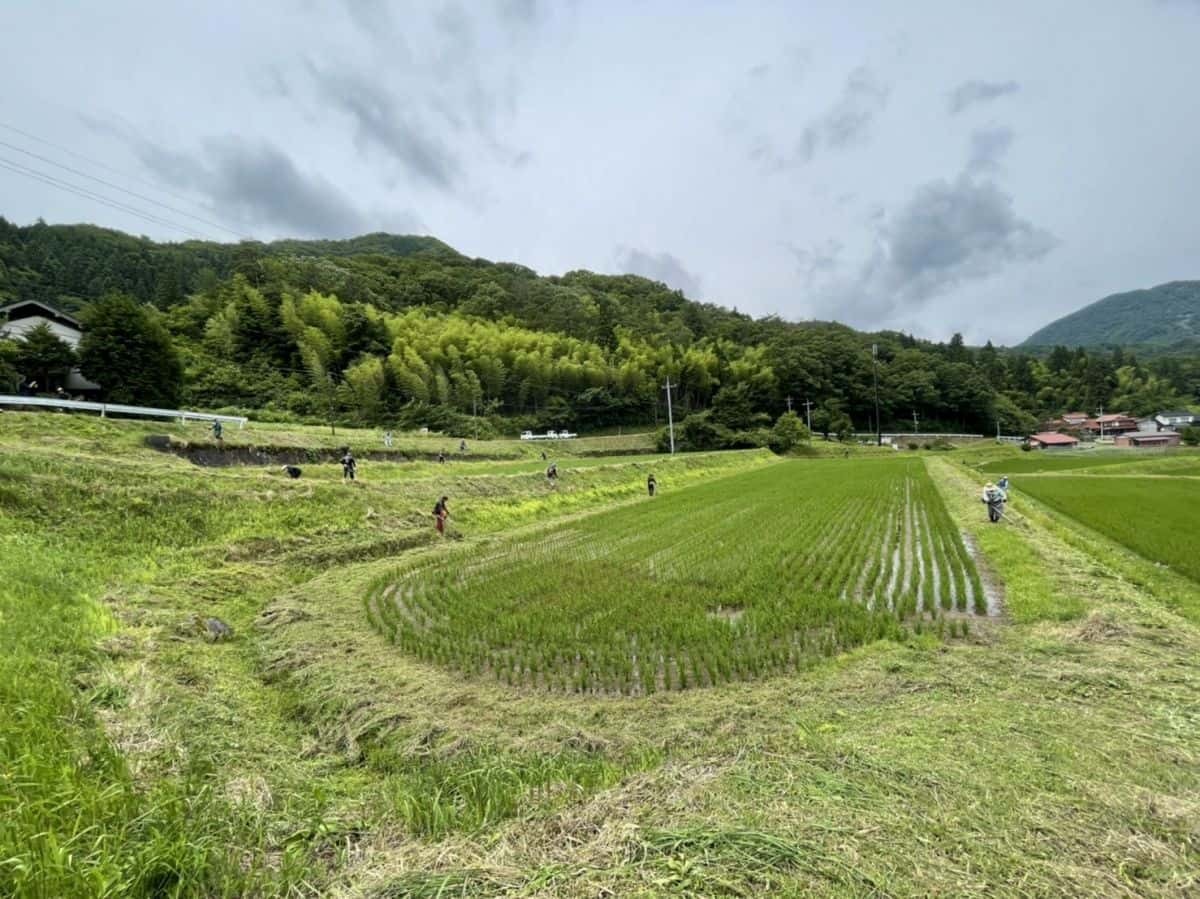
[1022,281,1200,348]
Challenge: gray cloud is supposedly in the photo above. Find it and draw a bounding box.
[615,248,702,297]
[305,62,462,191]
[948,79,1020,115]
[788,240,843,287]
[812,174,1058,321]
[496,0,540,25]
[132,136,373,238]
[966,126,1015,173]
[780,66,890,166]
[341,0,401,45]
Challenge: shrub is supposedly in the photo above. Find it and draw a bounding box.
[769,411,811,454]
[1182,425,1200,447]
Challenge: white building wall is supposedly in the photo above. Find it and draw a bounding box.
[0,315,83,348]
[1,314,100,390]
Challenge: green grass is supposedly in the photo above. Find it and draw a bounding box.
[1020,476,1200,583]
[979,448,1200,475]
[3,414,1200,897]
[0,410,656,460]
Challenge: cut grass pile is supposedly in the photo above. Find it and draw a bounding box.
[368,457,986,695]
[1019,475,1200,582]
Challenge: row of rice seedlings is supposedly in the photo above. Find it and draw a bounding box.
[367,458,984,693]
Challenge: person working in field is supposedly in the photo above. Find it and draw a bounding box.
[981,481,1006,523]
[281,465,302,479]
[340,449,357,481]
[459,439,468,453]
[211,419,223,445]
[432,495,449,536]
[647,473,657,497]
[437,451,446,464]
[996,475,1010,497]
[546,461,558,486]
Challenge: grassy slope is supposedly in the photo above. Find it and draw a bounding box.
[2,418,1199,897]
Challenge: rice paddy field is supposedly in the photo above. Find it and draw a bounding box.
[1019,476,1200,583]
[2,413,1199,898]
[979,447,1200,475]
[369,459,988,696]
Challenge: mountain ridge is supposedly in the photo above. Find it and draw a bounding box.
[1022,280,1200,348]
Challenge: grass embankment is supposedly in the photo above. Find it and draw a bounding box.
[3,415,1199,896]
[0,411,656,461]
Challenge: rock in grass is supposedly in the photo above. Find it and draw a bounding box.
[201,617,233,642]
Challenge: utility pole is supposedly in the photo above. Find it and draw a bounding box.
[802,398,814,432]
[326,372,336,437]
[996,419,1001,441]
[1098,405,1104,440]
[785,395,793,413]
[473,397,479,441]
[912,409,919,434]
[664,377,676,455]
[871,344,881,446]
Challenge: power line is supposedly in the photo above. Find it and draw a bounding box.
[0,137,248,241]
[0,120,221,217]
[0,156,211,239]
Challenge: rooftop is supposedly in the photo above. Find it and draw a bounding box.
[0,299,81,329]
[1123,430,1180,440]
[1030,432,1079,445]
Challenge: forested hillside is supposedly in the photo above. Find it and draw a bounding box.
[2,217,1198,439]
[1023,281,1200,349]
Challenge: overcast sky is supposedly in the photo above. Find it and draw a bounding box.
[2,0,1199,345]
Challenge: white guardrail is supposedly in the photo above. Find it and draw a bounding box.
[852,432,985,441]
[0,395,247,427]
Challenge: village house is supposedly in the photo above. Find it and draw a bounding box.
[1114,430,1182,449]
[1080,413,1139,437]
[0,299,100,392]
[1155,410,1198,430]
[1027,431,1080,451]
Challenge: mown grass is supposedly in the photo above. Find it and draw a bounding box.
[0,529,323,897]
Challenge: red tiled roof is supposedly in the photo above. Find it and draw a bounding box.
[1030,431,1079,445]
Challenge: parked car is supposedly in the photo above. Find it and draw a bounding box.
[558,430,578,439]
[520,430,535,440]
[546,430,558,438]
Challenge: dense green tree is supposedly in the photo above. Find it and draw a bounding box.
[5,216,1187,437]
[770,411,811,453]
[78,294,183,405]
[0,337,21,391]
[13,323,76,389]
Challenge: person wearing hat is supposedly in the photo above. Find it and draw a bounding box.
[981,481,1005,522]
